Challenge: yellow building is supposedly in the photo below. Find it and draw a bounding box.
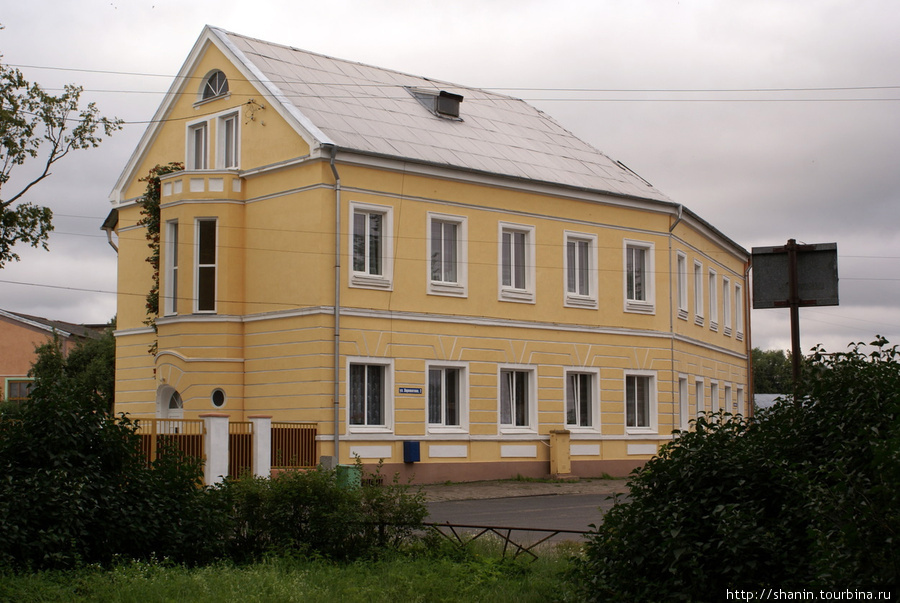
[107,26,751,482]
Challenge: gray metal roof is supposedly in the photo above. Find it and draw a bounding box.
[217,28,673,203]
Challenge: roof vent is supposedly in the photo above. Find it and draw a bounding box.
[436,91,463,118]
[407,87,464,120]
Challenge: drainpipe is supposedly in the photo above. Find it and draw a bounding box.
[327,144,342,462]
[101,208,119,252]
[668,204,684,429]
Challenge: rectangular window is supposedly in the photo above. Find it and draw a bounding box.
[353,211,382,275]
[625,374,653,430]
[349,364,385,426]
[219,113,239,169]
[164,221,179,315]
[500,368,531,428]
[710,381,719,413]
[737,387,745,416]
[6,380,32,404]
[694,260,704,325]
[428,367,461,427]
[195,218,217,313]
[708,269,718,331]
[188,122,208,170]
[350,202,393,288]
[624,240,655,313]
[566,371,596,428]
[676,252,688,319]
[695,379,704,416]
[431,220,458,283]
[626,246,646,301]
[679,377,689,430]
[723,277,732,336]
[724,385,733,413]
[498,223,535,302]
[427,213,467,297]
[564,232,597,308]
[735,283,744,339]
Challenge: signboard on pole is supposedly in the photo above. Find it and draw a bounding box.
[752,242,839,309]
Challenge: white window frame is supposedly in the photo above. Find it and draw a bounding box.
[349,201,393,289]
[723,277,732,336]
[498,222,536,303]
[724,384,733,413]
[736,387,745,416]
[426,362,469,434]
[624,370,657,435]
[194,218,217,314]
[676,252,688,320]
[200,70,229,102]
[564,231,598,309]
[498,365,537,433]
[623,239,655,314]
[427,212,467,297]
[693,260,704,325]
[708,268,718,331]
[565,368,600,432]
[346,357,394,434]
[695,378,705,417]
[678,376,690,431]
[164,220,179,316]
[217,111,240,169]
[735,283,744,340]
[187,120,209,170]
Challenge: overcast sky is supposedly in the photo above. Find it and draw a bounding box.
[1,0,898,355]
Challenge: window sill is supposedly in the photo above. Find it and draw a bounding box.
[694,314,705,326]
[564,294,598,309]
[499,288,535,304]
[427,426,468,435]
[350,273,393,290]
[625,299,655,314]
[347,425,393,435]
[428,282,467,297]
[499,426,537,436]
[677,308,689,321]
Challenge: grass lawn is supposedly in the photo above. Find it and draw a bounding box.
[0,542,584,603]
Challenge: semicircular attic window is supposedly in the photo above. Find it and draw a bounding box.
[202,70,229,100]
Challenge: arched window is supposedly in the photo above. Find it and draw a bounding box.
[157,385,184,419]
[202,70,229,100]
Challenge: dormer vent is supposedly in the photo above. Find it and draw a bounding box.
[436,91,463,118]
[407,87,464,120]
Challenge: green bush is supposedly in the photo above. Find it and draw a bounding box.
[573,338,900,601]
[223,461,426,561]
[0,380,221,570]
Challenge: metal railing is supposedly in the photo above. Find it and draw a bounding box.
[424,522,589,560]
[229,421,253,478]
[271,422,317,469]
[135,418,205,466]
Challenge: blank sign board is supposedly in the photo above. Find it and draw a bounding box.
[752,243,839,309]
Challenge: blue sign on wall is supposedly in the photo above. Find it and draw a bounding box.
[398,387,423,394]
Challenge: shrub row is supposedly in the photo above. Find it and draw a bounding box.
[0,382,426,570]
[573,338,900,601]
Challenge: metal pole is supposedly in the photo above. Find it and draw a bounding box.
[787,239,802,402]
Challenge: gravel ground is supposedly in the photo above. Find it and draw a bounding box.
[421,477,630,502]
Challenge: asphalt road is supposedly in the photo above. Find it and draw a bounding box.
[425,492,622,541]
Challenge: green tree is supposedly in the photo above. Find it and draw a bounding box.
[29,318,116,414]
[752,346,792,393]
[0,51,121,267]
[574,338,900,601]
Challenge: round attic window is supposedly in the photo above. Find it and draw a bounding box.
[211,388,226,408]
[202,70,229,100]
